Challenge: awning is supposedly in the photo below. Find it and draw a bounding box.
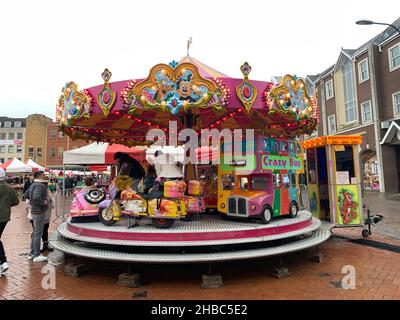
[25,159,46,172]
[0,157,32,174]
[63,142,146,165]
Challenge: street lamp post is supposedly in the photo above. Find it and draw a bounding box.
[356,19,400,35]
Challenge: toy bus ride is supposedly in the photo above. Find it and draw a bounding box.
[217,136,304,223]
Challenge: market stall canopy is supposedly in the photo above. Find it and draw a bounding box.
[0,157,33,174]
[56,57,319,146]
[63,142,146,165]
[25,159,46,172]
[146,145,218,164]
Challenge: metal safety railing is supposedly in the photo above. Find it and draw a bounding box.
[53,188,75,223]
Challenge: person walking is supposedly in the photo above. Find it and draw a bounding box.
[24,171,49,263]
[0,168,20,274]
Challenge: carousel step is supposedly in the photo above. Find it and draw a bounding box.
[49,229,331,264]
[59,211,322,247]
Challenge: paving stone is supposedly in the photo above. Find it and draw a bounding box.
[0,197,399,299]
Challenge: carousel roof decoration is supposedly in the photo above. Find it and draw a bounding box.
[56,82,92,126]
[126,61,226,116]
[236,62,257,112]
[56,56,320,146]
[97,68,117,117]
[263,74,319,137]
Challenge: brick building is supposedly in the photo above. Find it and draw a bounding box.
[24,114,52,167]
[0,117,26,164]
[305,17,400,193]
[45,122,90,168]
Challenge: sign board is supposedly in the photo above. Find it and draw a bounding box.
[261,155,303,171]
[336,171,350,185]
[334,145,345,152]
[0,139,23,146]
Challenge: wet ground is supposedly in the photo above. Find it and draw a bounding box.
[0,191,399,300]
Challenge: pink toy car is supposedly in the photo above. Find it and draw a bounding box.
[70,188,106,222]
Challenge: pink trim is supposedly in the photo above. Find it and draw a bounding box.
[66,218,312,242]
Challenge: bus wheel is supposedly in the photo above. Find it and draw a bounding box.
[289,201,299,218]
[261,206,273,224]
[152,218,174,229]
[98,207,117,226]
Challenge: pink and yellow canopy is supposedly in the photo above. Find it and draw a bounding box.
[56,57,319,146]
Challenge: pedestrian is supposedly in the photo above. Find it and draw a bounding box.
[26,183,54,253]
[0,168,20,274]
[24,170,49,263]
[23,175,34,195]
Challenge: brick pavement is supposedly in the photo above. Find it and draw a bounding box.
[0,194,399,300]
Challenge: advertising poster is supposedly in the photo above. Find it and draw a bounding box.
[336,185,361,225]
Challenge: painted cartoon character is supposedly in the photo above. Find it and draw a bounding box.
[176,73,194,100]
[340,190,358,224]
[154,79,175,102]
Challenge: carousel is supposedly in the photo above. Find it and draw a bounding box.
[49,52,331,276]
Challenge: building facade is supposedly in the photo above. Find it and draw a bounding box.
[24,114,52,167]
[45,122,90,168]
[305,17,400,193]
[0,117,26,164]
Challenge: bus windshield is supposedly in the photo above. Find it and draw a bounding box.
[251,176,270,190]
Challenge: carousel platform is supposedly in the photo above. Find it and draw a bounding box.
[49,211,331,264]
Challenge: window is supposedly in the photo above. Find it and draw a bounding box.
[280,141,289,153]
[307,149,317,184]
[358,58,369,83]
[307,84,314,97]
[282,173,290,188]
[343,62,357,123]
[0,133,5,140]
[8,146,14,153]
[325,80,334,100]
[251,176,269,190]
[0,146,5,153]
[16,145,22,153]
[0,158,4,164]
[50,147,55,157]
[17,132,23,139]
[361,101,373,124]
[221,174,235,190]
[50,130,56,138]
[4,121,11,128]
[14,121,21,128]
[389,43,400,72]
[58,147,64,157]
[239,177,249,190]
[393,91,400,116]
[273,173,281,189]
[36,146,43,158]
[290,173,297,187]
[28,146,34,158]
[8,133,14,140]
[328,114,336,134]
[58,131,64,138]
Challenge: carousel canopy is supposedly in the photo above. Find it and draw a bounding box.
[56,57,319,146]
[63,142,146,165]
[0,157,32,174]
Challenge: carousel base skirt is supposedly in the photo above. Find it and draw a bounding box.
[50,211,331,264]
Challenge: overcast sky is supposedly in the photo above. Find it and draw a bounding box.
[0,0,398,120]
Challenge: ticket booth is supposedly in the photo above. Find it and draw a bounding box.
[302,135,363,226]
